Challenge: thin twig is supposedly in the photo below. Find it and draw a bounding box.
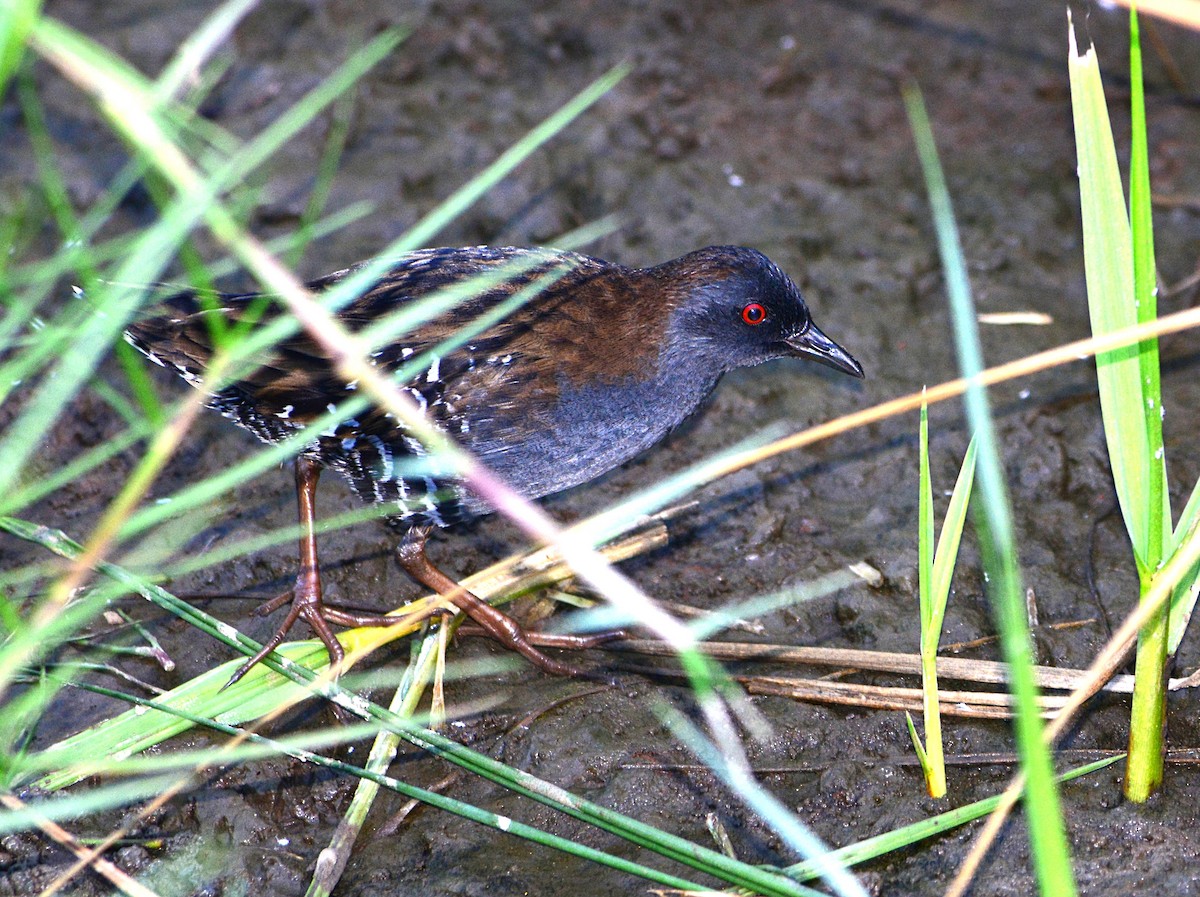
[743,676,1064,720]
[605,638,1188,695]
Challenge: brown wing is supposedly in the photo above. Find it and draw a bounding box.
[124,247,612,521]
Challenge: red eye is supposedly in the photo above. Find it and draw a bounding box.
[741,303,767,325]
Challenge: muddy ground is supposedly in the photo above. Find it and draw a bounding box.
[4,0,1200,894]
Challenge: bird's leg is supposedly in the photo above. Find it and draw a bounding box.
[396,526,592,678]
[226,456,397,687]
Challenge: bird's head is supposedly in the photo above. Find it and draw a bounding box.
[657,246,864,379]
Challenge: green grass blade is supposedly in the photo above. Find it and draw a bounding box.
[0,0,40,95]
[916,401,944,797]
[394,63,629,255]
[0,773,191,837]
[918,400,934,631]
[195,27,405,189]
[1068,19,1165,571]
[930,436,978,621]
[1167,482,1200,651]
[784,757,1120,881]
[154,0,259,102]
[1127,9,1165,569]
[3,424,148,512]
[287,89,356,270]
[661,705,863,897]
[921,432,975,800]
[1167,564,1200,654]
[17,67,84,248]
[905,82,1076,896]
[905,711,933,777]
[681,570,858,642]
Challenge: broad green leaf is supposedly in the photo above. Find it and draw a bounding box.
[1068,25,1168,571]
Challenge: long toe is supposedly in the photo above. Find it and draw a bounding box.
[455,591,591,677]
[250,589,297,618]
[225,599,306,688]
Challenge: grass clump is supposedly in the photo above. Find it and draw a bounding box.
[1068,7,1200,802]
[907,399,976,799]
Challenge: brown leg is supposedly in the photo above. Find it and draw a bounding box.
[396,526,589,678]
[225,457,398,687]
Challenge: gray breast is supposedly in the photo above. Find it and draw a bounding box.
[458,361,723,514]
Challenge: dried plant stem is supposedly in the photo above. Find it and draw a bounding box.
[606,639,1162,694]
[743,676,1066,720]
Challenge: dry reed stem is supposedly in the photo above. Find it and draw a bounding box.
[743,676,1066,720]
[606,638,1199,695]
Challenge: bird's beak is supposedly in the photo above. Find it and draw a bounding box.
[783,324,864,379]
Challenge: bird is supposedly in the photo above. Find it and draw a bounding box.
[125,244,864,682]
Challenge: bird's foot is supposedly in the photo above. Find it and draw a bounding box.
[224,572,400,689]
